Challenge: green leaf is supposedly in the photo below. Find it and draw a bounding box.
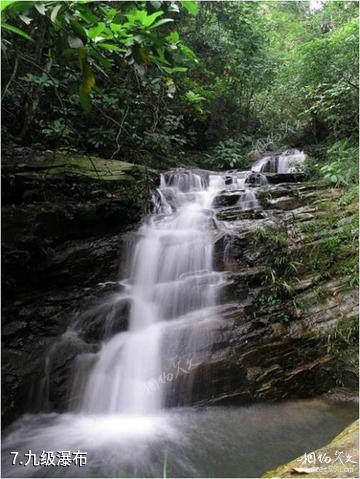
[166,31,179,44]
[104,7,117,22]
[70,20,88,44]
[1,22,33,40]
[1,0,16,11]
[185,90,206,102]
[149,18,173,30]
[126,9,164,28]
[143,10,164,27]
[50,4,62,23]
[88,22,105,40]
[78,9,98,24]
[179,44,197,62]
[19,14,31,24]
[110,23,124,33]
[180,1,198,16]
[97,42,124,52]
[169,2,179,13]
[34,2,46,15]
[163,66,187,74]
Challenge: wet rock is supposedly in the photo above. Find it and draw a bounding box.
[47,333,98,412]
[212,192,242,207]
[163,177,358,407]
[216,208,265,222]
[268,195,302,210]
[2,150,358,424]
[245,172,268,186]
[262,420,359,478]
[163,168,209,191]
[2,150,153,426]
[77,295,130,342]
[264,173,305,184]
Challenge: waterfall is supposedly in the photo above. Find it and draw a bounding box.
[75,167,269,415]
[3,150,354,479]
[37,155,306,416]
[79,170,225,415]
[277,149,306,173]
[252,149,306,174]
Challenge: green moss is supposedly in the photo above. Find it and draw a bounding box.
[327,316,359,352]
[262,420,359,478]
[314,285,331,303]
[251,226,288,248]
[18,153,148,183]
[257,189,272,203]
[300,222,320,234]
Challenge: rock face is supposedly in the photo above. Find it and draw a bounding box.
[2,151,358,426]
[2,149,155,426]
[262,420,359,478]
[162,178,358,407]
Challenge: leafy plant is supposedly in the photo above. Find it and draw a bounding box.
[252,226,268,242]
[338,185,358,206]
[256,189,272,203]
[205,137,251,170]
[318,139,358,187]
[327,316,358,353]
[310,254,320,272]
[324,235,341,254]
[2,1,198,111]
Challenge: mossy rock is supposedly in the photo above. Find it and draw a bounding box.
[262,420,359,478]
[13,153,147,183]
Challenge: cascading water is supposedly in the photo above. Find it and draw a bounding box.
[3,151,356,479]
[252,149,306,174]
[79,169,245,415]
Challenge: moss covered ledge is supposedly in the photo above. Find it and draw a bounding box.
[2,150,157,205]
[262,420,359,478]
[3,152,148,182]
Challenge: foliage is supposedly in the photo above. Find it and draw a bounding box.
[327,316,359,353]
[2,1,198,109]
[251,225,303,303]
[252,226,288,248]
[1,1,358,170]
[338,185,358,207]
[318,139,358,187]
[204,137,251,170]
[1,0,200,160]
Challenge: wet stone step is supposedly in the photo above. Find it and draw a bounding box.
[216,208,266,221]
[268,196,304,210]
[264,173,306,184]
[212,192,243,207]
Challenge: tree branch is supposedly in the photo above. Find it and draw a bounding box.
[110,106,130,160]
[2,52,18,101]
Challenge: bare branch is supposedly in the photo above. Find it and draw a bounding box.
[2,53,19,101]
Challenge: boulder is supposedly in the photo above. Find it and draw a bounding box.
[263,420,359,478]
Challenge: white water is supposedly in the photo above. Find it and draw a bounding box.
[80,169,253,415]
[67,155,303,415]
[21,152,305,418]
[252,149,306,173]
[3,151,358,478]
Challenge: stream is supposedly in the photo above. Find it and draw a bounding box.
[2,150,357,477]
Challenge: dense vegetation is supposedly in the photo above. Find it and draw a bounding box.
[2,0,359,179]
